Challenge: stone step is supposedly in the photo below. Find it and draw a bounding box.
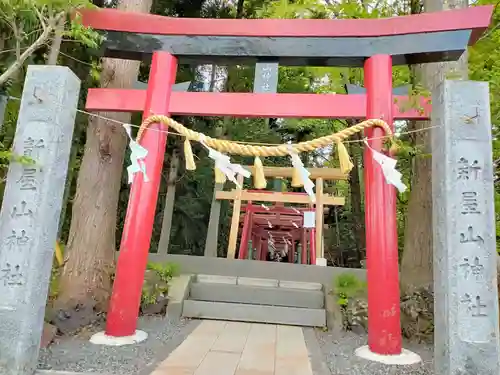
[182,300,326,327]
[190,282,324,309]
[196,274,323,291]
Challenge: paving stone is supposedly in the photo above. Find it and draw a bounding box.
[160,335,216,368]
[238,277,278,288]
[276,325,309,358]
[190,320,227,337]
[235,370,274,375]
[278,280,322,291]
[212,322,251,353]
[274,356,313,375]
[197,274,237,284]
[237,324,276,373]
[151,366,195,375]
[194,351,240,375]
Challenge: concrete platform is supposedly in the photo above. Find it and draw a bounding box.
[148,254,365,288]
[183,300,326,327]
[189,282,324,309]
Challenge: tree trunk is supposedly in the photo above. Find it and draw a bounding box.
[54,0,153,332]
[401,0,468,291]
[47,18,64,65]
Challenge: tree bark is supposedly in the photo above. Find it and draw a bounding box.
[54,0,153,330]
[401,0,468,291]
[47,18,64,65]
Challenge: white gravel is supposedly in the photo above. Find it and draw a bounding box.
[38,316,198,375]
[315,330,434,375]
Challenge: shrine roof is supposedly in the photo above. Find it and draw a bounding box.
[79,6,492,67]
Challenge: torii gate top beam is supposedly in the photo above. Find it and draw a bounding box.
[79,6,492,67]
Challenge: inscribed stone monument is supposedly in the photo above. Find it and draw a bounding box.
[432,80,500,374]
[0,66,80,375]
[253,61,279,94]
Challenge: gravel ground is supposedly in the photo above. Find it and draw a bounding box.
[38,316,198,375]
[315,330,434,375]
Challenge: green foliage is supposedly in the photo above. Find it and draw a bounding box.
[66,13,103,50]
[0,0,99,86]
[332,273,367,331]
[333,273,366,306]
[146,261,180,282]
[141,262,180,308]
[0,146,36,179]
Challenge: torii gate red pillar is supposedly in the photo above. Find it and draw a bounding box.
[364,55,401,354]
[105,52,177,337]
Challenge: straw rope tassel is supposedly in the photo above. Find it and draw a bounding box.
[214,167,227,183]
[253,156,267,189]
[291,166,303,187]
[183,138,196,170]
[336,141,354,174]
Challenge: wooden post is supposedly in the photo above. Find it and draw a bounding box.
[261,238,268,260]
[227,174,244,259]
[289,240,295,263]
[315,178,324,264]
[204,182,224,257]
[158,151,179,255]
[239,203,253,259]
[309,228,316,265]
[247,240,253,260]
[301,228,307,264]
[255,236,262,260]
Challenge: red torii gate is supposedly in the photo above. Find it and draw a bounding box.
[80,6,492,357]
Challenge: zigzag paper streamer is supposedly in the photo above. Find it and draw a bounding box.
[123,124,149,184]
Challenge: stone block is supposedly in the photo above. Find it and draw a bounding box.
[166,274,193,319]
[279,280,322,291]
[237,277,278,287]
[432,80,500,375]
[0,66,80,375]
[197,274,237,284]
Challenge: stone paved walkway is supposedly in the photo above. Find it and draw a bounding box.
[149,320,314,375]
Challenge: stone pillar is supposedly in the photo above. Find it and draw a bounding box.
[432,80,500,374]
[0,66,80,375]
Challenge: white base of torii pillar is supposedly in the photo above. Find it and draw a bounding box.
[355,346,421,365]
